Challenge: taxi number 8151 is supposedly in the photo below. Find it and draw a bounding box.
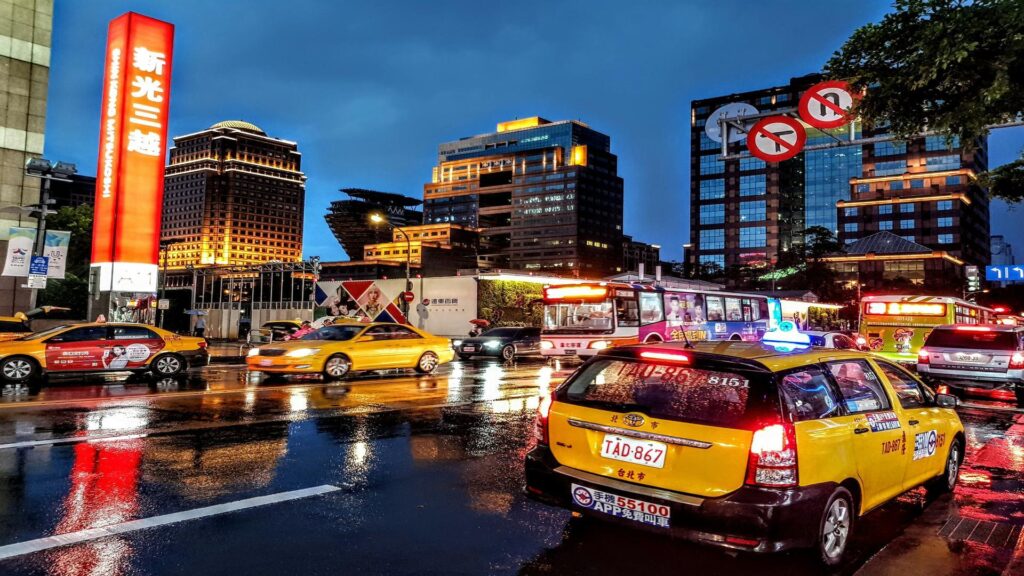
[600,434,667,469]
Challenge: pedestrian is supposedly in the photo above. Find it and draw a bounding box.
[194,316,206,338]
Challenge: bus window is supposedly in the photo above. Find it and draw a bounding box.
[706,297,724,321]
[741,299,753,322]
[639,292,664,325]
[615,297,639,327]
[725,298,743,321]
[756,299,767,321]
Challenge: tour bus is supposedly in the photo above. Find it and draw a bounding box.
[860,294,995,364]
[540,282,774,357]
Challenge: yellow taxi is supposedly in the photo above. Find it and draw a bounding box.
[246,322,455,380]
[0,323,209,383]
[525,336,964,565]
[0,315,32,343]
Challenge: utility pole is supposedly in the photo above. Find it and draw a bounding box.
[23,158,76,306]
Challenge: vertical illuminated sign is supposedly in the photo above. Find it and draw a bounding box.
[91,12,174,293]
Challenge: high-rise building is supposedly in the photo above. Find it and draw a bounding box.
[48,173,96,209]
[161,121,306,268]
[690,74,990,290]
[0,0,52,313]
[424,117,624,276]
[325,188,422,259]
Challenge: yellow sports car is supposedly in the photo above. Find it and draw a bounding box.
[0,322,209,383]
[246,322,454,379]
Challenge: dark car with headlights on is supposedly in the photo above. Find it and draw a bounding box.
[453,327,541,361]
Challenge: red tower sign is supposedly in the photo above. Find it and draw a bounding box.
[91,12,174,292]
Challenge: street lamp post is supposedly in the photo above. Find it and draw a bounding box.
[22,158,76,305]
[369,213,412,317]
[157,239,184,328]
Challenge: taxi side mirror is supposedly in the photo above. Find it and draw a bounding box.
[936,393,957,409]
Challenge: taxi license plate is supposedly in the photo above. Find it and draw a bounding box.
[463,346,476,352]
[600,434,667,469]
[570,483,671,528]
[259,359,273,367]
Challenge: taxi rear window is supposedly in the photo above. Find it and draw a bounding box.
[558,358,774,428]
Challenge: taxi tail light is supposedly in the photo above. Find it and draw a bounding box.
[535,393,554,445]
[1010,352,1024,369]
[745,423,797,488]
[639,351,690,363]
[918,348,929,364]
[197,340,208,349]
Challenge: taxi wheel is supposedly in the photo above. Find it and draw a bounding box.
[152,354,185,376]
[927,438,963,495]
[816,487,854,567]
[415,352,439,374]
[323,355,351,380]
[501,345,516,362]
[0,356,37,383]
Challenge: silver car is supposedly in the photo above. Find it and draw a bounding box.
[917,324,1024,406]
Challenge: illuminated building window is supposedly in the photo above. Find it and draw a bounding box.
[900,219,914,229]
[740,157,766,171]
[699,179,725,200]
[909,179,925,188]
[844,207,858,216]
[879,220,894,230]
[700,134,719,151]
[938,217,953,227]
[901,235,916,242]
[878,204,893,215]
[739,174,766,196]
[699,203,725,225]
[936,200,953,210]
[844,223,858,232]
[874,160,906,176]
[699,154,725,175]
[926,154,960,172]
[938,234,954,244]
[699,254,725,269]
[739,227,766,248]
[946,175,962,185]
[874,141,906,156]
[739,200,766,222]
[926,135,960,151]
[700,228,725,250]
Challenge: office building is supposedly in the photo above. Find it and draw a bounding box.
[48,173,96,209]
[424,117,624,276]
[161,120,306,268]
[690,74,990,290]
[325,188,422,259]
[622,236,661,275]
[0,0,52,313]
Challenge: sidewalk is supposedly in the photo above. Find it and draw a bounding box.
[205,340,246,364]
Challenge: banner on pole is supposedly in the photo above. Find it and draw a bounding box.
[2,227,37,277]
[43,230,71,279]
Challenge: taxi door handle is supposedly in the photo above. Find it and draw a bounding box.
[908,419,920,426]
[854,427,870,435]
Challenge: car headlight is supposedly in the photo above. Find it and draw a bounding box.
[483,340,501,348]
[247,348,260,357]
[452,340,463,347]
[285,348,319,358]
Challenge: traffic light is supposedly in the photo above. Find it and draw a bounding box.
[966,266,980,292]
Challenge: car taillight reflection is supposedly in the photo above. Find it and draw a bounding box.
[918,348,930,364]
[746,423,797,488]
[1011,352,1024,369]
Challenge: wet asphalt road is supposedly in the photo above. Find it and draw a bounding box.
[0,360,1020,576]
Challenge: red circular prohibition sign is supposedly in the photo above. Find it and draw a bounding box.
[798,80,857,129]
[746,116,806,163]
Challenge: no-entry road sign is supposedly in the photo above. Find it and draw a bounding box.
[799,80,857,129]
[747,116,806,162]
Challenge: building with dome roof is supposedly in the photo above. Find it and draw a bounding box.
[161,120,306,268]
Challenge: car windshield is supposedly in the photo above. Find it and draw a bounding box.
[301,325,364,341]
[481,328,519,338]
[21,325,71,340]
[559,358,774,428]
[925,329,1019,350]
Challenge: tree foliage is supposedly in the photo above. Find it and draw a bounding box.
[826,0,1024,201]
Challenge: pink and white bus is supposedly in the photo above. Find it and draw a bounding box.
[540,282,773,358]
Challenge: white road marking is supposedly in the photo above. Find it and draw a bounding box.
[0,484,341,561]
[0,433,149,450]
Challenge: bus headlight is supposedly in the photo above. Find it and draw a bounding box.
[589,340,611,350]
[540,340,554,350]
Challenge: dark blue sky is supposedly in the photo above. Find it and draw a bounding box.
[46,0,1024,262]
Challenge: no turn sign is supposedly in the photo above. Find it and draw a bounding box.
[799,80,857,129]
[747,116,806,162]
